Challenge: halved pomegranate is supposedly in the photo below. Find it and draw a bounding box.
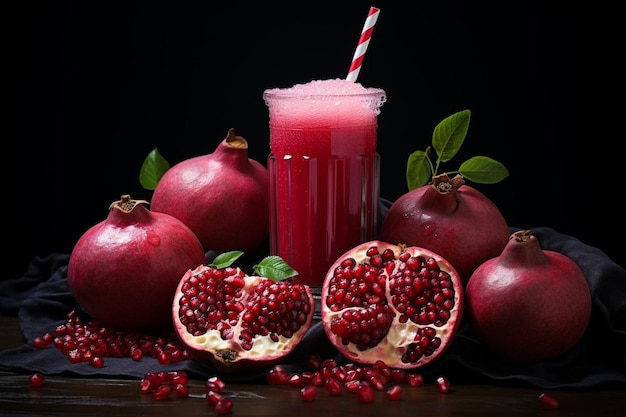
[321,241,463,369]
[172,254,314,373]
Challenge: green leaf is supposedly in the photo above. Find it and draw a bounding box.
[139,148,171,191]
[253,256,299,282]
[210,251,244,269]
[432,109,471,163]
[406,150,433,191]
[459,156,510,184]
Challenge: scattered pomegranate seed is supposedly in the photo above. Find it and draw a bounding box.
[289,374,305,388]
[207,390,224,406]
[174,383,189,398]
[28,373,45,387]
[386,385,402,400]
[357,382,375,403]
[299,385,317,402]
[34,309,189,367]
[436,376,450,393]
[215,397,234,415]
[538,393,559,410]
[91,356,104,368]
[33,336,49,349]
[266,366,291,385]
[407,373,424,387]
[153,384,172,401]
[325,377,343,396]
[207,376,226,393]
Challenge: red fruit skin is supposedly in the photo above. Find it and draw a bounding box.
[68,196,206,331]
[465,230,592,363]
[379,178,510,285]
[151,129,269,254]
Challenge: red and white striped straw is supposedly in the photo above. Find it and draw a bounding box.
[346,6,380,82]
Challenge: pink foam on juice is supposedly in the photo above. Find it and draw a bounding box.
[264,79,386,288]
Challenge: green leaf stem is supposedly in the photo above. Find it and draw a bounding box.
[406,109,509,190]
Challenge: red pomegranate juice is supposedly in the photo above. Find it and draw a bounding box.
[264,79,386,296]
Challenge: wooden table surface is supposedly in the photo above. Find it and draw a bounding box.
[1,315,624,417]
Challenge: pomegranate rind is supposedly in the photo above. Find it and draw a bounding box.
[67,199,207,331]
[465,231,592,363]
[321,240,464,369]
[379,182,510,285]
[172,264,314,373]
[151,131,269,255]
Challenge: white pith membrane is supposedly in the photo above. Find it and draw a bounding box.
[174,265,313,366]
[321,242,462,369]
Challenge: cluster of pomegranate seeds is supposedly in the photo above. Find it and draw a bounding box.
[28,373,45,387]
[33,309,190,367]
[140,371,189,400]
[177,265,311,349]
[266,356,438,403]
[138,371,233,414]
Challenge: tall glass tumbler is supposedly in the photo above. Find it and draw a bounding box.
[263,79,386,308]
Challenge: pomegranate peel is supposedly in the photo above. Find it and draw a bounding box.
[321,240,463,369]
[465,230,592,363]
[148,128,269,254]
[67,195,206,331]
[172,252,313,373]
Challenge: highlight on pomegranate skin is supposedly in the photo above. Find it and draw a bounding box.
[321,240,464,369]
[172,263,314,373]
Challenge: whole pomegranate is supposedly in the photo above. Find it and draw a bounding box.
[150,128,269,254]
[465,230,592,363]
[379,173,510,284]
[321,240,464,369]
[172,254,314,373]
[67,195,206,331]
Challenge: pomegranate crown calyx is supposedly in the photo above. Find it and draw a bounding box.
[109,195,150,213]
[224,128,249,149]
[431,173,465,193]
[405,109,509,191]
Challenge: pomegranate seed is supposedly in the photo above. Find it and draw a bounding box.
[174,383,189,398]
[266,366,291,385]
[153,384,173,401]
[33,337,49,349]
[91,356,105,368]
[207,376,226,393]
[538,393,559,410]
[215,397,234,415]
[344,379,361,394]
[390,369,408,383]
[288,374,305,388]
[386,385,402,401]
[368,374,386,391]
[407,373,424,387]
[325,378,343,396]
[436,376,450,393]
[28,373,45,387]
[169,371,188,385]
[299,385,317,402]
[140,378,154,394]
[207,390,223,405]
[307,355,323,370]
[357,382,375,403]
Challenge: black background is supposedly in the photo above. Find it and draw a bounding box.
[7,1,623,278]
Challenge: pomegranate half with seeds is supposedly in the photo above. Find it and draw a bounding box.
[172,255,314,373]
[321,241,464,369]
